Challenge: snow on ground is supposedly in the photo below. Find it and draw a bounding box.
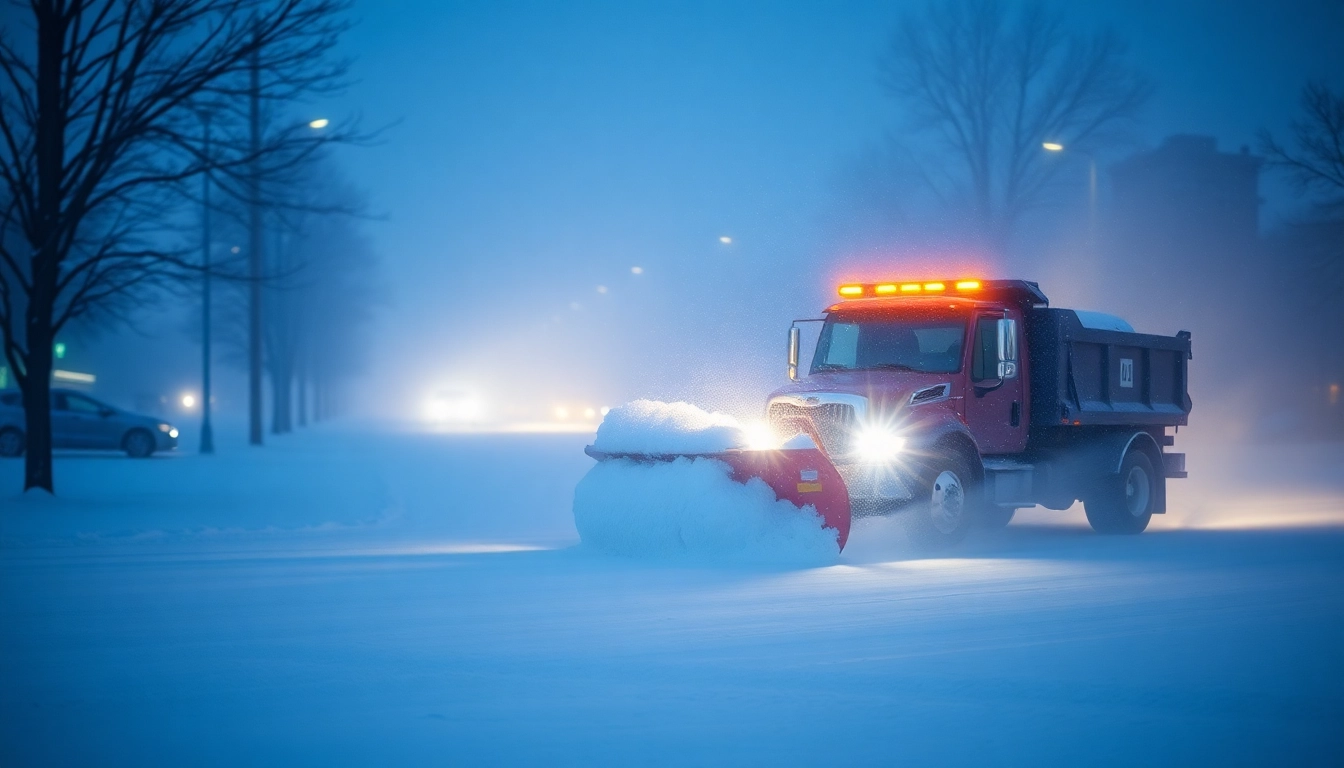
[1,425,1342,765]
[578,401,835,562]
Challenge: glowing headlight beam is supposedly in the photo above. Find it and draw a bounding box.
[853,426,906,463]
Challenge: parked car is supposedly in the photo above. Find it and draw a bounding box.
[0,389,179,458]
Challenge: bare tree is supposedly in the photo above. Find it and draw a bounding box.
[1260,81,1344,214]
[880,0,1148,253]
[0,0,350,493]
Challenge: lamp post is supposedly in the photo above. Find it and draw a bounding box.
[1042,141,1098,247]
[198,111,215,455]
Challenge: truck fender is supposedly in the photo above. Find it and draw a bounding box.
[903,411,984,483]
[1092,430,1167,513]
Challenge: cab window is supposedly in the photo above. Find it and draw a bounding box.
[971,317,998,381]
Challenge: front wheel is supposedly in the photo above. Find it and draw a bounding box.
[1084,450,1155,534]
[907,455,980,549]
[123,429,156,458]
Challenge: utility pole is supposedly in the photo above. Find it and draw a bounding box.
[199,111,215,454]
[247,25,264,446]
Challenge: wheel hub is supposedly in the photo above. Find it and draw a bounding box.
[1124,465,1151,517]
[929,470,965,534]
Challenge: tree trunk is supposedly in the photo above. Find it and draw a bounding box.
[296,362,308,427]
[270,359,292,434]
[23,1,67,493]
[247,27,265,446]
[19,339,54,493]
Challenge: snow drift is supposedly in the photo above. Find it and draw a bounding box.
[575,401,837,563]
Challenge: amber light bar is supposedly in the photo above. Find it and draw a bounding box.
[836,279,982,298]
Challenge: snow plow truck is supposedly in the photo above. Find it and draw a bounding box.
[586,278,1192,552]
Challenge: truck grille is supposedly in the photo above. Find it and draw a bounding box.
[768,401,855,457]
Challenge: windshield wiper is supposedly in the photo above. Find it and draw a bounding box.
[863,363,920,372]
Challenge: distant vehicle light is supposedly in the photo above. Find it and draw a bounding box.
[584,408,596,419]
[1042,141,1064,151]
[554,407,570,420]
[181,394,196,408]
[309,118,330,129]
[425,392,484,424]
[631,266,643,274]
[719,236,732,244]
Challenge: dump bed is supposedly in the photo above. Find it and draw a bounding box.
[1026,308,1192,428]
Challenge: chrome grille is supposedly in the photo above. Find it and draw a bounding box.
[768,402,855,456]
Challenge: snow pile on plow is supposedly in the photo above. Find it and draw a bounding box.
[590,399,748,454]
[573,401,840,563]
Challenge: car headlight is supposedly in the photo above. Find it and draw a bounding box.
[853,426,906,463]
[157,423,178,439]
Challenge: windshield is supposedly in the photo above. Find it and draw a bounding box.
[811,313,966,374]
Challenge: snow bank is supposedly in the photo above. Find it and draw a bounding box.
[591,400,747,455]
[573,457,838,564]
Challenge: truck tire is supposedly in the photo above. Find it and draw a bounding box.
[907,454,980,549]
[1084,450,1155,535]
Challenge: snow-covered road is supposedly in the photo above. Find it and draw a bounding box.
[2,428,1341,765]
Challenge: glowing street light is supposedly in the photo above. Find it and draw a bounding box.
[1042,139,1097,251]
[182,394,197,408]
[308,118,330,129]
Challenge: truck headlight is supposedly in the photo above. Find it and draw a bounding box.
[853,426,906,463]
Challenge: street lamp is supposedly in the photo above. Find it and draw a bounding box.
[197,110,216,455]
[308,118,329,129]
[1042,141,1098,246]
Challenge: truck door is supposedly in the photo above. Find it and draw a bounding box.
[965,311,1028,454]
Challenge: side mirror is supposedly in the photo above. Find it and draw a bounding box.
[787,326,801,381]
[996,318,1019,379]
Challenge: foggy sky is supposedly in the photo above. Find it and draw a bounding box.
[307,0,1341,417]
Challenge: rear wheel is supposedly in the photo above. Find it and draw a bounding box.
[907,454,980,549]
[123,429,155,458]
[0,428,23,458]
[1084,450,1155,534]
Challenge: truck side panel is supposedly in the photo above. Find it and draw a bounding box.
[1027,308,1192,428]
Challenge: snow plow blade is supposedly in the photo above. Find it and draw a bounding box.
[583,446,852,551]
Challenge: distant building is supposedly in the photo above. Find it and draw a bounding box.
[1108,134,1262,282]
